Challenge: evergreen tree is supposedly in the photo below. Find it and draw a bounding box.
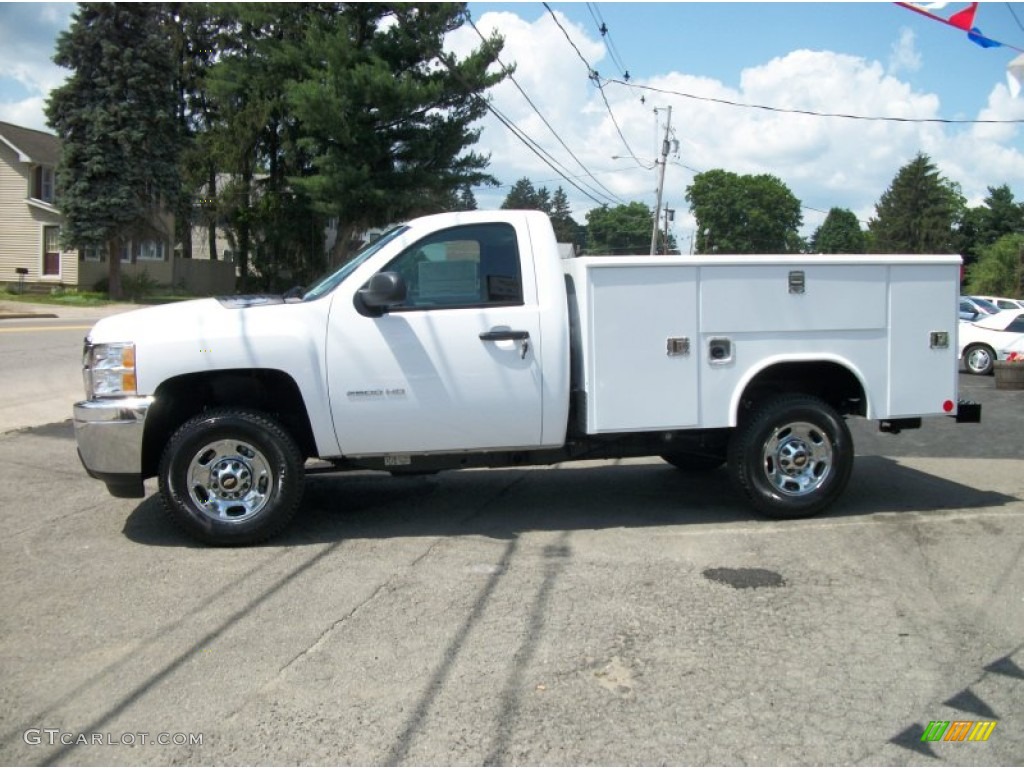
[501,178,549,211]
[868,152,964,254]
[549,187,581,245]
[167,3,222,263]
[202,4,330,289]
[286,3,506,266]
[810,208,866,253]
[46,2,182,299]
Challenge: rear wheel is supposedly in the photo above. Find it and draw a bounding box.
[159,408,304,545]
[963,344,995,375]
[728,395,852,519]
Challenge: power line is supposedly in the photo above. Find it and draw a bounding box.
[1007,2,1024,34]
[541,2,646,166]
[585,3,629,81]
[603,77,1024,125]
[483,99,613,208]
[465,13,624,206]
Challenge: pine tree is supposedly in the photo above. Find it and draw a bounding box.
[46,3,181,300]
[549,187,581,245]
[285,3,506,266]
[868,153,963,254]
[810,208,866,253]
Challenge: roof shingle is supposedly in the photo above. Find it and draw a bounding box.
[0,120,61,166]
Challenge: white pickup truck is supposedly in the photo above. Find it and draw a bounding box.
[74,209,980,544]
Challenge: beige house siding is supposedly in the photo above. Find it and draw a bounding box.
[78,254,235,295]
[0,140,77,286]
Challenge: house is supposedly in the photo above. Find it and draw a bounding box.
[0,120,78,288]
[0,120,234,295]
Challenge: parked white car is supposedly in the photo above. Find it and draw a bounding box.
[972,295,1024,311]
[958,311,1024,374]
[959,295,1001,321]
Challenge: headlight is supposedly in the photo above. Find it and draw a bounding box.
[83,342,137,398]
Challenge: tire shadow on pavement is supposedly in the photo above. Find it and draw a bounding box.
[121,456,1019,548]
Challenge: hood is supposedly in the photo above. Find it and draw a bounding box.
[86,298,225,344]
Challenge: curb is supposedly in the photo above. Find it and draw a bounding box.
[0,312,59,320]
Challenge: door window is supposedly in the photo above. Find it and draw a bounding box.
[383,223,522,310]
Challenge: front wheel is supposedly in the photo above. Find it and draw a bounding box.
[158,408,304,545]
[728,395,852,520]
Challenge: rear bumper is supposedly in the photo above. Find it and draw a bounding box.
[73,396,154,498]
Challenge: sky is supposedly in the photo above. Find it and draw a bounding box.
[2,2,1023,247]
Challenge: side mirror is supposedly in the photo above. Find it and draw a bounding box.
[356,271,407,315]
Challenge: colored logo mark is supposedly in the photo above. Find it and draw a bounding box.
[921,720,997,742]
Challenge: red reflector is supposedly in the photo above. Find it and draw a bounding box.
[943,400,955,413]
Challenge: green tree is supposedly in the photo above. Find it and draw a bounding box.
[868,152,964,254]
[686,169,803,254]
[810,208,866,253]
[549,187,581,245]
[959,185,1024,266]
[501,177,551,211]
[201,4,331,290]
[966,233,1024,297]
[168,2,222,263]
[501,179,580,246]
[286,3,506,266]
[46,2,182,300]
[585,202,653,254]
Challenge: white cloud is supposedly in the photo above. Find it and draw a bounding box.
[0,3,73,132]
[0,96,52,132]
[449,11,1024,241]
[888,28,922,76]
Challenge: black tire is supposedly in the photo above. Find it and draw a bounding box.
[661,452,726,472]
[728,395,852,520]
[158,408,304,545]
[963,344,995,375]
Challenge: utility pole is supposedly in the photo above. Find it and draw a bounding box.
[650,105,672,255]
[662,206,675,254]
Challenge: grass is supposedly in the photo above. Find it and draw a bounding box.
[1,289,201,307]
[1,290,115,307]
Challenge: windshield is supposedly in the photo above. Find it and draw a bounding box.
[302,225,409,301]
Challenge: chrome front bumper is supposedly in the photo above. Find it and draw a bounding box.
[73,396,154,498]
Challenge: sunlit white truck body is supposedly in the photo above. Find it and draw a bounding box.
[74,209,979,544]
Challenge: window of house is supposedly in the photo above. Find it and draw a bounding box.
[42,226,61,276]
[381,223,523,311]
[121,242,133,263]
[79,246,103,262]
[33,166,55,203]
[138,240,166,261]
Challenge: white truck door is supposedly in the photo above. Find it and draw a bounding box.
[325,221,545,456]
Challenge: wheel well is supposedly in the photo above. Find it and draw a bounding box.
[141,369,317,478]
[739,361,866,420]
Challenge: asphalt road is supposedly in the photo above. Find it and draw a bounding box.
[0,304,1021,766]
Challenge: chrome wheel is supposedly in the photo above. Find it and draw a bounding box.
[964,345,994,375]
[186,438,273,522]
[729,395,852,520]
[761,421,832,497]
